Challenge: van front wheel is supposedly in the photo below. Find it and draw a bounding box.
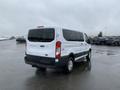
[86,51,91,71]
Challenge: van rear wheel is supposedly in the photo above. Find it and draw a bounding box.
[37,67,46,71]
[64,57,74,73]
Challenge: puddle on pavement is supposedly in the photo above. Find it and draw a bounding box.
[94,49,119,56]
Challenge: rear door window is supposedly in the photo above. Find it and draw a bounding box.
[28,28,55,42]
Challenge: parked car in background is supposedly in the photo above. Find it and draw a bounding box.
[16,36,26,43]
[92,37,107,45]
[105,37,114,45]
[9,36,15,40]
[91,36,120,46]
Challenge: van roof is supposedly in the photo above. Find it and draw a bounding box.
[33,26,83,33]
[36,26,60,29]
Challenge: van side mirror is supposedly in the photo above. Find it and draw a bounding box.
[87,39,91,44]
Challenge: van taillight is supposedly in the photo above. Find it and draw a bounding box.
[56,41,61,59]
[25,43,27,49]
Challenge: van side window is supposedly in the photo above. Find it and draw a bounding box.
[63,29,84,41]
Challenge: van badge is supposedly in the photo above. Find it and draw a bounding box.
[40,45,45,47]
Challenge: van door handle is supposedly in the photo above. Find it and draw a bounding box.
[81,43,83,45]
[80,44,83,46]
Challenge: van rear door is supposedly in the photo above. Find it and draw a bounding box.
[27,28,55,58]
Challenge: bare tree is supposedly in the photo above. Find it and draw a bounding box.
[98,32,103,37]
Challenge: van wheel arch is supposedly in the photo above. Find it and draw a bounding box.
[69,53,75,62]
[89,49,92,52]
[64,55,74,73]
[87,49,92,61]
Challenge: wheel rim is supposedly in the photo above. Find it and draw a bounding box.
[68,60,73,71]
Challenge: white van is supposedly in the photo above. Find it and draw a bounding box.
[25,26,92,73]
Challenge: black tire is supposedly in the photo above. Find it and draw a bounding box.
[64,57,74,73]
[86,51,92,71]
[37,67,46,72]
[119,42,120,46]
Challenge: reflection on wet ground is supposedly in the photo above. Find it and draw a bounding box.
[92,45,120,56]
[25,63,89,90]
[0,40,120,90]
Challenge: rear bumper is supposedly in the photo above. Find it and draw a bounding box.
[24,54,68,68]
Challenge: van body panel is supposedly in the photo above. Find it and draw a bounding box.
[26,41,55,57]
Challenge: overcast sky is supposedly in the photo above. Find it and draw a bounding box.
[0,0,120,36]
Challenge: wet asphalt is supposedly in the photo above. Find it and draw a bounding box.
[0,40,120,90]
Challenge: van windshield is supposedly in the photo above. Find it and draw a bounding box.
[28,28,55,42]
